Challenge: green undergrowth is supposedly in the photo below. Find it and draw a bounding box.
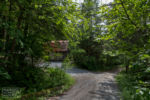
[71,48,121,71]
[0,67,74,100]
[116,71,150,100]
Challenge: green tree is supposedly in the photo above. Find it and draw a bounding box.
[0,0,77,90]
[101,0,150,71]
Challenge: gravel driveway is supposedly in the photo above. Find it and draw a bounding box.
[49,67,121,100]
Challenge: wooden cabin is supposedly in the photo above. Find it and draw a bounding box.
[49,40,69,61]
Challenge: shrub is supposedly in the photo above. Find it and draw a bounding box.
[71,48,120,70]
[62,56,73,70]
[116,71,150,100]
[70,37,121,71]
[0,67,11,82]
[46,68,73,87]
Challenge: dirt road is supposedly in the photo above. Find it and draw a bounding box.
[50,68,121,100]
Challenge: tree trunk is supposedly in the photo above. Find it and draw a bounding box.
[126,65,129,73]
[126,61,129,73]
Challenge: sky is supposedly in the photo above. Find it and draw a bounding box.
[73,0,113,4]
[101,0,113,4]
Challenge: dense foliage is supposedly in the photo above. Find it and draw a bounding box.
[0,0,76,99]
[101,0,150,99]
[101,0,150,70]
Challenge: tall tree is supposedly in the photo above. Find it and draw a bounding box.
[101,0,150,72]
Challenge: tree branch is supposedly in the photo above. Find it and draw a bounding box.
[119,0,137,27]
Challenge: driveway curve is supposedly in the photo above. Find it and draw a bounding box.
[49,68,121,100]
